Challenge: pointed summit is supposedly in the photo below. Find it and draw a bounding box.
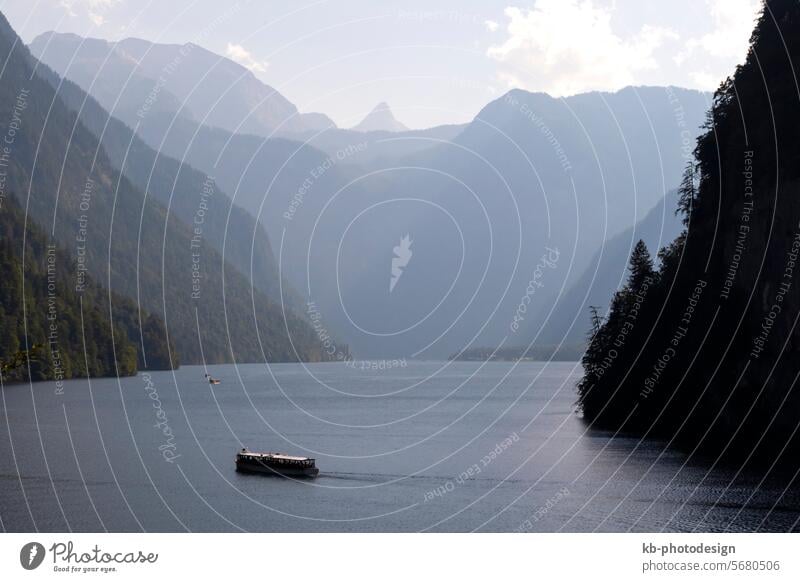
[351,102,408,132]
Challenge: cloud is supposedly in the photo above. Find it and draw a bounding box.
[688,0,760,59]
[689,70,721,89]
[487,1,677,96]
[485,20,499,32]
[225,43,269,73]
[59,0,119,25]
[675,0,761,88]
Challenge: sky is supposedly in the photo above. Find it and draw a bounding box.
[1,0,762,129]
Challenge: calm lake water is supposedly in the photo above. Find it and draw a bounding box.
[1,362,798,532]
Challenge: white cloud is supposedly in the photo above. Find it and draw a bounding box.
[487,1,678,96]
[692,0,760,59]
[485,20,499,33]
[59,0,119,25]
[689,69,720,89]
[225,43,269,73]
[676,0,761,89]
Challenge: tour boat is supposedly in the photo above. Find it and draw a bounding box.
[235,449,319,478]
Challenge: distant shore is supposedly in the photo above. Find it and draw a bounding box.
[449,344,584,362]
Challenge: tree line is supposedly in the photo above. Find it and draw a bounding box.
[0,193,172,383]
[578,0,800,467]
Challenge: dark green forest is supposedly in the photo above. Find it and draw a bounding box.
[580,0,800,466]
[0,194,172,382]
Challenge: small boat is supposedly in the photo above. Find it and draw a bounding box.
[205,374,221,385]
[235,448,319,478]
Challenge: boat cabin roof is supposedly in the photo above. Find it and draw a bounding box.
[239,450,312,462]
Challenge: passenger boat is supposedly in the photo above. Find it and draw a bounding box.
[235,448,319,478]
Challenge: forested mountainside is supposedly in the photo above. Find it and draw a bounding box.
[0,194,171,381]
[30,50,295,311]
[0,11,333,366]
[579,0,800,465]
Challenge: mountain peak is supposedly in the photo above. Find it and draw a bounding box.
[351,102,408,132]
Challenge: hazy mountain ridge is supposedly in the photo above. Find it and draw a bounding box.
[139,85,708,359]
[29,31,336,137]
[29,56,295,309]
[298,85,710,358]
[0,12,332,366]
[29,30,711,360]
[519,188,684,347]
[351,102,409,132]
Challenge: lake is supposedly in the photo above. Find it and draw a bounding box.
[1,361,798,532]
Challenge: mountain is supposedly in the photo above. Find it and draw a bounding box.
[288,86,710,358]
[519,189,684,346]
[0,12,331,365]
[278,123,465,162]
[127,111,464,202]
[30,53,294,310]
[28,33,191,126]
[30,32,710,360]
[0,194,172,380]
[351,102,409,132]
[579,0,800,466]
[135,86,708,360]
[29,32,336,137]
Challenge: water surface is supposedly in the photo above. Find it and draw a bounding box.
[1,362,798,532]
